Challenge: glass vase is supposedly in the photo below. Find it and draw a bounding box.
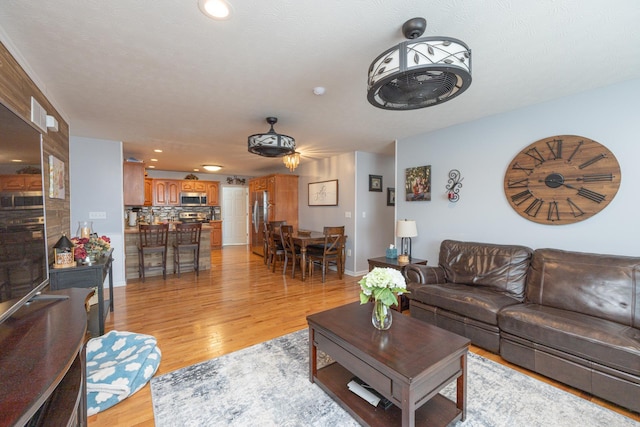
[77,221,93,239]
[371,299,392,330]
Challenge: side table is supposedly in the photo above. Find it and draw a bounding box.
[367,256,428,312]
[49,249,114,336]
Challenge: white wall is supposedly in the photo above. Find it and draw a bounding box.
[296,152,356,273]
[355,151,395,273]
[69,136,126,286]
[396,79,640,263]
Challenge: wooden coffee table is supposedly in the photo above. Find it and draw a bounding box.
[307,302,470,427]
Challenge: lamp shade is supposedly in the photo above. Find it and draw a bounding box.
[396,220,417,238]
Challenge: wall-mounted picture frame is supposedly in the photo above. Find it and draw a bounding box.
[387,188,395,206]
[405,165,431,201]
[369,175,383,192]
[308,179,338,206]
[49,154,65,199]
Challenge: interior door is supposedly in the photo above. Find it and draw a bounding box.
[221,186,248,246]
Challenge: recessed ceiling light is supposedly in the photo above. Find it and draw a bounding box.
[193,168,200,172]
[313,86,326,96]
[154,149,163,153]
[11,159,22,162]
[203,165,222,172]
[148,165,156,169]
[150,158,158,162]
[198,0,232,20]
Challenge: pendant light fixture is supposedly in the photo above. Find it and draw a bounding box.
[248,117,296,157]
[367,17,472,110]
[283,151,300,172]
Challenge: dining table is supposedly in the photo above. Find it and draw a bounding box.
[291,230,347,281]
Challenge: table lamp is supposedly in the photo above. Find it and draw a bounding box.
[396,219,417,262]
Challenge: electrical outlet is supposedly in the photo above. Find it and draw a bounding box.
[347,249,352,257]
[89,211,107,219]
[345,211,351,218]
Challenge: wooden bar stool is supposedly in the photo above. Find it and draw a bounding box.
[173,223,202,277]
[137,224,169,282]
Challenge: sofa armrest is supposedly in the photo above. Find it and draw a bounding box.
[403,264,446,285]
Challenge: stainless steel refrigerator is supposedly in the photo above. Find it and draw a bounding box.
[251,190,268,256]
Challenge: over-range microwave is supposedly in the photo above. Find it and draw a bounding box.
[0,191,44,210]
[180,192,207,207]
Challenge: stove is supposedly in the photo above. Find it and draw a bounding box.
[178,212,210,223]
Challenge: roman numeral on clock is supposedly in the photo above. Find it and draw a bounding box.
[547,201,559,221]
[546,139,563,160]
[567,140,584,163]
[507,178,529,188]
[524,198,543,217]
[578,153,606,169]
[577,187,606,203]
[566,198,585,217]
[511,190,533,206]
[578,174,613,182]
[512,162,534,175]
[524,147,545,166]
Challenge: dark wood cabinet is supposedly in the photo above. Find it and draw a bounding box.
[0,288,91,427]
[49,249,114,336]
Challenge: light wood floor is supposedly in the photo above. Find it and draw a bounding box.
[88,245,639,426]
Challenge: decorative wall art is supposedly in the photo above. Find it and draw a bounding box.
[446,169,463,202]
[49,155,65,199]
[387,188,395,206]
[369,175,383,192]
[308,179,338,206]
[405,165,431,201]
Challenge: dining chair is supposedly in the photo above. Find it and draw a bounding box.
[265,220,286,269]
[266,222,285,272]
[137,223,169,282]
[173,222,202,278]
[279,225,301,278]
[307,226,345,282]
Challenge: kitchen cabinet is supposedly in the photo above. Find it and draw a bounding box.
[249,174,298,256]
[153,179,180,206]
[144,178,153,206]
[123,162,146,206]
[206,181,219,206]
[181,180,207,192]
[210,221,222,248]
[266,174,298,229]
[0,174,42,191]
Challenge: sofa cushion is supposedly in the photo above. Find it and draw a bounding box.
[411,283,522,326]
[499,303,640,377]
[439,240,533,300]
[526,249,640,328]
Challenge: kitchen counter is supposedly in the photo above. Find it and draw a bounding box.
[124,223,211,280]
[124,222,213,234]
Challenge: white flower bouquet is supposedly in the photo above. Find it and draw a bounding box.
[358,267,408,307]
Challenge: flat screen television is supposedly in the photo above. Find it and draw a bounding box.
[0,102,50,324]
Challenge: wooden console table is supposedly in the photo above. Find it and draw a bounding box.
[49,248,114,336]
[367,256,427,311]
[0,288,91,427]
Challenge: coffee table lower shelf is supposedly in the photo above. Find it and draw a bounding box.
[314,362,462,427]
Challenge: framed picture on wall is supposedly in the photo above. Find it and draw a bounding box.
[369,175,383,192]
[405,165,431,201]
[308,179,338,206]
[387,188,395,206]
[49,155,65,199]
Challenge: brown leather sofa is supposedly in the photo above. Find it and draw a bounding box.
[404,239,640,413]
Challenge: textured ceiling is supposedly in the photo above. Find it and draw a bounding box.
[1,0,639,176]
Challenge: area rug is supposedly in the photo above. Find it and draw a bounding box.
[150,329,636,427]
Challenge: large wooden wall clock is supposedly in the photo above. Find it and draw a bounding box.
[504,135,621,225]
